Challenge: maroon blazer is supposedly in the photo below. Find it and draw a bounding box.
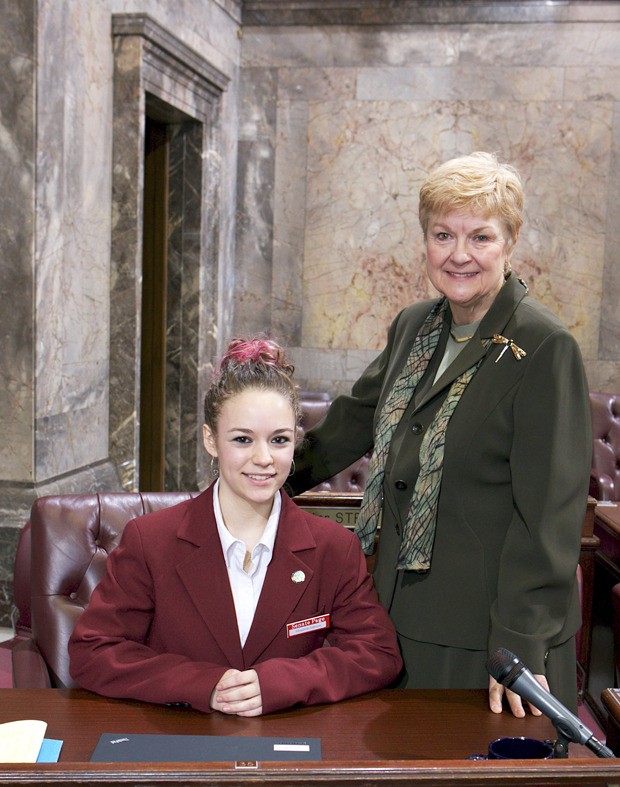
[68,486,402,714]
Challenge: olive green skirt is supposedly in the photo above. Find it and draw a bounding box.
[395,634,578,714]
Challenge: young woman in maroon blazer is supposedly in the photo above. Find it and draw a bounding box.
[69,338,402,715]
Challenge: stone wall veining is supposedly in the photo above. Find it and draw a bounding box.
[2,0,240,497]
[0,0,241,624]
[236,18,620,397]
[0,0,35,483]
[35,0,113,480]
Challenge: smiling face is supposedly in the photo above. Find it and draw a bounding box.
[425,211,511,326]
[202,388,296,518]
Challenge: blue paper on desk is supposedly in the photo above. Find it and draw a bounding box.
[90,733,322,762]
[37,739,63,763]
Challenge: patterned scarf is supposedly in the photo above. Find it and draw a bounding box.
[356,299,486,572]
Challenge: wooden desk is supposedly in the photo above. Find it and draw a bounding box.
[602,687,620,757]
[0,689,618,785]
[593,503,620,566]
[587,502,620,724]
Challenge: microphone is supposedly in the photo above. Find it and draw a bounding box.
[486,647,615,758]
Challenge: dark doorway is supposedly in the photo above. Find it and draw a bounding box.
[138,95,204,492]
[139,115,169,491]
[109,17,226,495]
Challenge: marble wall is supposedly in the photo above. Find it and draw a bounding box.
[0,0,241,624]
[0,2,35,489]
[237,4,620,399]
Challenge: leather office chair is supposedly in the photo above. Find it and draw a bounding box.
[12,492,198,689]
[589,392,620,501]
[298,391,370,494]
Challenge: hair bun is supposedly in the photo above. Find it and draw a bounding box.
[219,337,294,377]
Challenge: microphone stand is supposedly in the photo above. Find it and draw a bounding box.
[552,730,571,759]
[486,647,616,759]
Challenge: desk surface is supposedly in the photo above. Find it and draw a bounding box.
[595,502,620,532]
[594,503,620,567]
[0,688,618,785]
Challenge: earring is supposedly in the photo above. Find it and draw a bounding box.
[504,260,512,277]
[210,456,219,477]
[288,459,296,477]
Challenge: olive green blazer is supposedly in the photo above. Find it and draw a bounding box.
[290,275,591,674]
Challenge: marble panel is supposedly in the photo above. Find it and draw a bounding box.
[0,0,35,483]
[242,22,620,70]
[234,65,278,338]
[108,0,240,80]
[241,27,461,69]
[234,139,276,336]
[456,23,620,68]
[236,81,275,339]
[291,347,378,397]
[300,98,436,351]
[108,34,144,489]
[357,66,564,102]
[165,121,202,491]
[198,105,232,489]
[277,67,357,101]
[35,399,109,480]
[35,0,113,479]
[585,361,620,396]
[564,67,620,101]
[599,100,620,367]
[271,99,308,345]
[300,98,611,356]
[242,1,620,27]
[238,66,277,140]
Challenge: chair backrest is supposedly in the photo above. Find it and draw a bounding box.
[298,390,332,432]
[589,392,620,501]
[29,491,199,688]
[298,391,370,493]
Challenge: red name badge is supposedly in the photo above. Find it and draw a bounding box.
[286,614,331,638]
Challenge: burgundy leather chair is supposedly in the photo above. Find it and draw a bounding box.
[589,392,620,501]
[298,391,370,494]
[12,492,198,688]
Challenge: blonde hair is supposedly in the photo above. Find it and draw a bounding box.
[418,152,524,248]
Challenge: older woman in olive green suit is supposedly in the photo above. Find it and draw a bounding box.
[289,152,591,716]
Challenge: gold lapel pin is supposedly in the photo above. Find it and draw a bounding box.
[291,570,305,584]
[492,334,527,363]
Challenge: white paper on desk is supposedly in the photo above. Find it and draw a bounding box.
[0,719,47,763]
